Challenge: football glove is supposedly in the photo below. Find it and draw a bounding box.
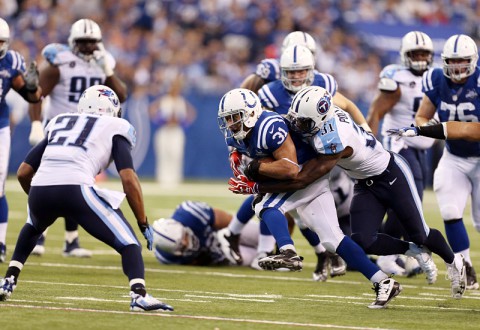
[93,43,114,77]
[138,219,154,250]
[229,149,243,178]
[24,61,39,93]
[228,175,259,194]
[386,126,419,140]
[29,120,45,146]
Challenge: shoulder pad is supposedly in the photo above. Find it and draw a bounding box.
[5,50,26,72]
[255,58,279,81]
[379,64,405,79]
[377,77,398,92]
[42,43,70,65]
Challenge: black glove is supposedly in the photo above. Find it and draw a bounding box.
[244,158,261,181]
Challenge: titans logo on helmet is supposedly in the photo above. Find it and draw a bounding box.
[316,93,332,115]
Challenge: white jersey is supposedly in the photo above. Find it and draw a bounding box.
[32,113,135,186]
[310,107,390,179]
[379,64,434,152]
[41,43,116,120]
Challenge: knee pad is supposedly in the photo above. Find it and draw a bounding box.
[440,204,462,221]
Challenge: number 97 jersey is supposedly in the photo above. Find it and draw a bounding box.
[32,113,136,186]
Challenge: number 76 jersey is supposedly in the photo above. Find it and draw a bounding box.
[32,113,136,186]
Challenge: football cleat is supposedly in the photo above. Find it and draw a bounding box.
[465,263,479,290]
[405,243,437,284]
[130,292,174,312]
[217,228,242,265]
[258,249,303,271]
[368,277,402,309]
[0,275,16,301]
[31,234,46,256]
[62,238,92,258]
[328,252,347,277]
[446,254,466,299]
[312,252,328,281]
[0,243,5,263]
[377,255,407,276]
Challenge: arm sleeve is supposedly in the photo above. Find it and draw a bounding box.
[24,138,48,171]
[112,135,134,171]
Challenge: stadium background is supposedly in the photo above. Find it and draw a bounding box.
[2,0,475,179]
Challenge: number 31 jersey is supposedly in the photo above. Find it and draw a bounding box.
[32,113,136,186]
[41,43,116,120]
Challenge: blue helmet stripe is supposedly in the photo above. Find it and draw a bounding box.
[453,35,460,53]
[293,45,297,63]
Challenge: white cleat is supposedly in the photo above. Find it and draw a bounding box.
[406,243,437,284]
[447,254,466,299]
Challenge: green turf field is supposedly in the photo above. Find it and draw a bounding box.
[1,177,479,330]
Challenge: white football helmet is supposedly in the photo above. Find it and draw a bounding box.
[68,18,102,61]
[286,86,333,136]
[281,31,316,55]
[0,18,10,59]
[441,34,479,81]
[218,88,263,140]
[152,219,199,256]
[280,45,315,93]
[77,85,121,117]
[400,31,434,72]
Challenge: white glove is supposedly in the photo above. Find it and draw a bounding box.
[29,120,45,145]
[93,43,114,77]
[386,126,419,140]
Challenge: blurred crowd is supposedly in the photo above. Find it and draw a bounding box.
[1,0,480,111]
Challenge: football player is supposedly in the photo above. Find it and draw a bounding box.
[412,34,480,290]
[27,18,128,258]
[0,86,172,312]
[233,86,467,302]
[366,31,436,276]
[221,88,401,309]
[152,201,270,267]
[0,18,42,263]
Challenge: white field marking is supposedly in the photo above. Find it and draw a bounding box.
[9,299,74,305]
[57,297,210,303]
[0,303,394,330]
[184,294,274,303]
[25,261,456,294]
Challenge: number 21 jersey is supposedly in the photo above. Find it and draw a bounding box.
[32,113,135,186]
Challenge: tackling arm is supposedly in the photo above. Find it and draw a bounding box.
[257,152,343,193]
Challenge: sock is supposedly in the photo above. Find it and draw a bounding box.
[65,230,78,244]
[228,216,246,235]
[130,279,146,297]
[260,208,294,249]
[257,233,276,253]
[445,219,469,252]
[300,227,320,247]
[0,196,8,243]
[336,236,379,280]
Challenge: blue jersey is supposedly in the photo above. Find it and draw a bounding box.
[154,201,223,265]
[226,110,316,164]
[0,50,26,128]
[423,67,480,157]
[257,72,338,115]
